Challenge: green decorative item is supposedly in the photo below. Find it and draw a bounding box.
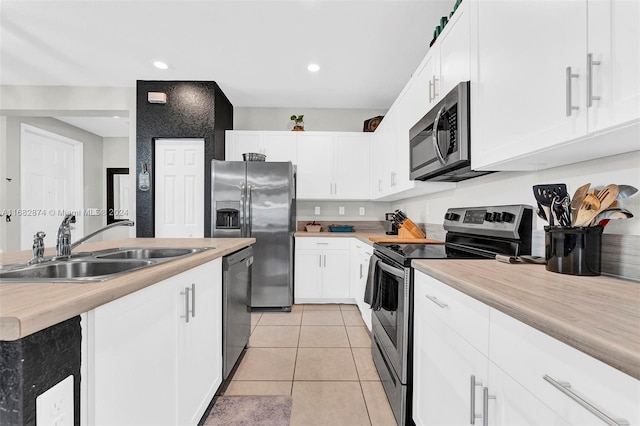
[290,115,305,131]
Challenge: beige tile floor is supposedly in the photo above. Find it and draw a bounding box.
[223,304,397,426]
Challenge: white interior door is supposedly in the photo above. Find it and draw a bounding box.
[20,124,84,250]
[155,138,204,238]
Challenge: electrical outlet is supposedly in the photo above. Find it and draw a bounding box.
[339,206,345,215]
[36,375,74,426]
[359,207,365,216]
[314,206,321,215]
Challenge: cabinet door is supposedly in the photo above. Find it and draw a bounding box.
[416,50,439,115]
[488,361,569,426]
[296,133,334,199]
[472,1,587,170]
[294,249,324,299]
[225,131,262,161]
[413,306,488,426]
[177,259,222,425]
[262,132,298,163]
[377,113,397,195]
[438,1,471,98]
[334,134,370,199]
[587,0,640,132]
[91,278,178,425]
[321,250,351,298]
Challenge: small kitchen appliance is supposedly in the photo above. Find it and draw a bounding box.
[384,212,399,235]
[370,204,533,425]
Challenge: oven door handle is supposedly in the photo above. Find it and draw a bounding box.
[377,261,405,278]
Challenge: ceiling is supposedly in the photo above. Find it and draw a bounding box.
[1,0,453,136]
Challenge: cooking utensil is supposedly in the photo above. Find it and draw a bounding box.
[575,184,619,226]
[595,208,634,227]
[617,184,638,200]
[570,183,590,223]
[552,195,571,226]
[573,193,601,226]
[536,203,548,222]
[533,184,567,225]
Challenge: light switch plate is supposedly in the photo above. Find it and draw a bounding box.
[359,207,365,216]
[314,206,321,215]
[36,375,74,426]
[339,206,345,215]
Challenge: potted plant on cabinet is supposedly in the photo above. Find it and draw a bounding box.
[290,115,304,131]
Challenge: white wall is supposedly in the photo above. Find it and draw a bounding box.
[391,151,640,237]
[296,200,391,223]
[234,107,386,132]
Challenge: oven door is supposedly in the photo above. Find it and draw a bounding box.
[372,258,410,382]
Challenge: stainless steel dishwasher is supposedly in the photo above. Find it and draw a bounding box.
[222,246,253,380]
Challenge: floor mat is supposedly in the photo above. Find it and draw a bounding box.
[203,395,292,426]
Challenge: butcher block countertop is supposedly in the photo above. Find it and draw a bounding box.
[412,259,640,380]
[0,238,255,341]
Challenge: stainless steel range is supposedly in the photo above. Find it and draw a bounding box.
[370,204,533,426]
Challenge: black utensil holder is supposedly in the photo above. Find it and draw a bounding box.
[544,226,603,276]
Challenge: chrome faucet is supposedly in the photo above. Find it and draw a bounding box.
[56,214,76,257]
[55,213,135,257]
[28,231,46,264]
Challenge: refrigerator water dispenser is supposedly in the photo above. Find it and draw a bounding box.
[215,201,240,229]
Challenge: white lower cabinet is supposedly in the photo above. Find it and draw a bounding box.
[412,270,639,426]
[88,259,222,425]
[294,238,351,303]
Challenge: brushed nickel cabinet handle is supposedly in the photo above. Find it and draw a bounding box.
[482,387,495,426]
[587,53,601,107]
[566,66,580,116]
[543,375,629,426]
[470,375,483,424]
[425,294,448,309]
[191,283,196,318]
[180,287,190,323]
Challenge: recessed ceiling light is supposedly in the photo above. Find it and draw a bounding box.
[307,63,320,72]
[153,61,169,70]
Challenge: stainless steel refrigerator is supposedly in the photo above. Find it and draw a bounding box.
[211,160,295,310]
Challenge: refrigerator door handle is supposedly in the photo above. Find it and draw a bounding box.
[240,182,246,237]
[247,184,253,237]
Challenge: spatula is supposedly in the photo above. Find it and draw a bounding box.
[533,184,567,225]
[570,183,590,224]
[573,193,600,227]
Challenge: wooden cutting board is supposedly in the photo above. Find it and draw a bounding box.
[369,238,444,244]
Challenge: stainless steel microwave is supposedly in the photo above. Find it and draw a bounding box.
[409,81,493,182]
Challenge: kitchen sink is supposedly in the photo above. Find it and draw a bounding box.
[0,260,153,282]
[95,247,208,260]
[0,247,214,283]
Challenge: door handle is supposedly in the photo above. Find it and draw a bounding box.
[543,375,629,426]
[180,286,191,323]
[432,105,448,165]
[190,283,196,318]
[587,53,601,108]
[470,375,483,424]
[482,387,495,426]
[425,294,448,309]
[247,185,253,237]
[566,66,580,116]
[324,254,327,267]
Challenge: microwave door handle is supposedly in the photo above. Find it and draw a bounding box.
[432,105,447,165]
[377,261,405,278]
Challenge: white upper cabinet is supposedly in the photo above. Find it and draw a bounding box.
[471,0,640,171]
[225,130,298,163]
[587,0,640,132]
[297,132,371,200]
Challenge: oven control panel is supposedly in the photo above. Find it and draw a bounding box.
[443,204,533,240]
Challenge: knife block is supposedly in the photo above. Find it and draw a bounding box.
[398,218,426,239]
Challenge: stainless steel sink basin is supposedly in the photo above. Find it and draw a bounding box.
[0,260,153,282]
[95,247,208,260]
[0,246,214,283]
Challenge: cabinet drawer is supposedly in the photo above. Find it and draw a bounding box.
[414,271,489,356]
[296,237,352,250]
[490,308,640,426]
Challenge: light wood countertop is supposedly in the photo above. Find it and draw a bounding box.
[294,231,391,247]
[412,259,640,380]
[0,238,255,341]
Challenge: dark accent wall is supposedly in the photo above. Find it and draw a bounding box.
[136,81,233,237]
[0,316,81,425]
